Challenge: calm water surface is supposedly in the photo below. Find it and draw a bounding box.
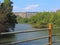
[0,24,60,45]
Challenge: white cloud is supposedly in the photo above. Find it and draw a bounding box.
[13,4,39,12]
[23,4,39,11]
[13,6,19,10]
[13,6,22,12]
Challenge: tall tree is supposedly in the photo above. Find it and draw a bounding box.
[0,0,17,32]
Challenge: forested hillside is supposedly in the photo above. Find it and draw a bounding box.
[17,10,60,28]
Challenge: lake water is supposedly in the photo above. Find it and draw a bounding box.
[0,24,60,45]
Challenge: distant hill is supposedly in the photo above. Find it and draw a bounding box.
[14,12,37,18]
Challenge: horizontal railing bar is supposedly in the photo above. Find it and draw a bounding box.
[52,40,60,44]
[52,34,60,36]
[0,36,49,45]
[53,27,60,28]
[43,43,50,45]
[53,27,60,30]
[0,27,60,35]
[0,28,49,35]
[43,40,60,45]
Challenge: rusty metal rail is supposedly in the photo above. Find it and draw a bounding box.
[53,27,60,30]
[52,40,60,44]
[0,28,49,35]
[0,27,60,35]
[52,34,60,36]
[0,36,49,45]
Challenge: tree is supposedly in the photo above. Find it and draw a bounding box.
[0,0,17,32]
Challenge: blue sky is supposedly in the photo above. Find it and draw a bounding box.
[0,0,60,12]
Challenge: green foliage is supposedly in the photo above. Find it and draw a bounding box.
[17,16,28,23]
[0,0,17,32]
[4,0,10,5]
[31,11,60,28]
[17,11,60,28]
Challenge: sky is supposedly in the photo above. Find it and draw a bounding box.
[0,0,60,12]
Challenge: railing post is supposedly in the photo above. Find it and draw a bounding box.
[48,24,53,45]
